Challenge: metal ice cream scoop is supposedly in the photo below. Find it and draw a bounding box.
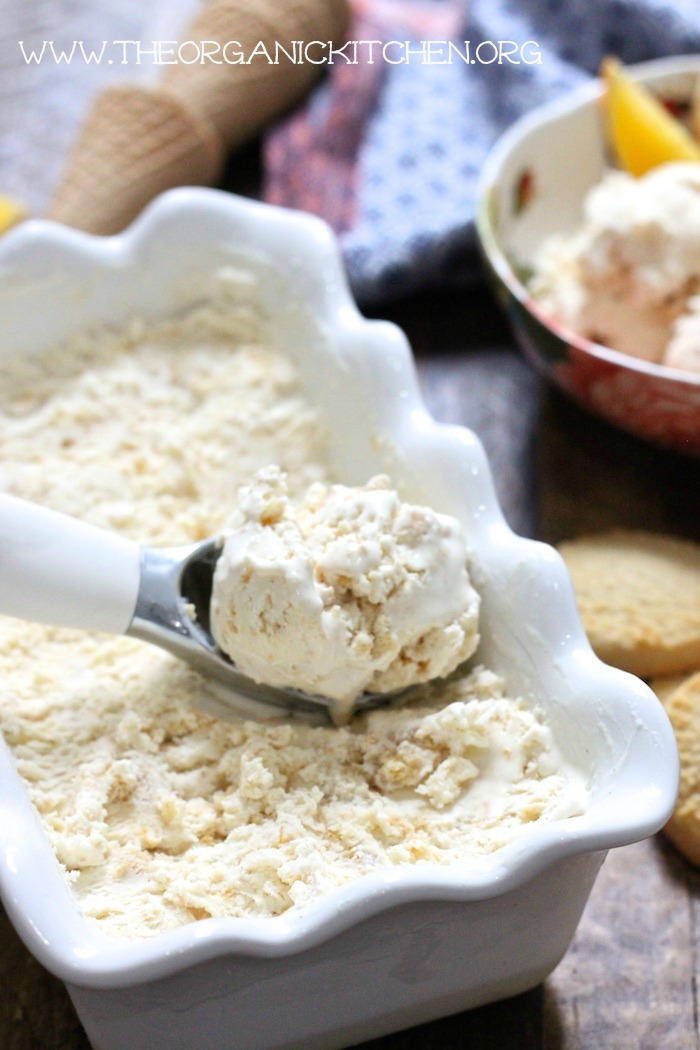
[0,494,393,716]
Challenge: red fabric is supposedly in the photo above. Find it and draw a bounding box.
[263,8,386,234]
[262,0,462,234]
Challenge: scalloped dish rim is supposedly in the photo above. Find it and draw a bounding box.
[0,187,679,988]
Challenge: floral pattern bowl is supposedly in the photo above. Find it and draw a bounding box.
[476,55,700,456]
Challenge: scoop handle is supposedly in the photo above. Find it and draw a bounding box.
[0,495,141,634]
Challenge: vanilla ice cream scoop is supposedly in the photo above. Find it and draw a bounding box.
[0,479,478,724]
[530,161,700,364]
[210,467,480,722]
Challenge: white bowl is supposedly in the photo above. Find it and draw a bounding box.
[476,55,700,455]
[0,189,679,1050]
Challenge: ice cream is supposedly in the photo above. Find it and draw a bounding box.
[210,467,480,721]
[19,659,584,935]
[665,295,700,372]
[529,161,700,372]
[0,271,587,939]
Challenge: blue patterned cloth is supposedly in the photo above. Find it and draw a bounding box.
[263,0,700,304]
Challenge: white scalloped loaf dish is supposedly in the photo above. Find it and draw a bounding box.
[0,189,678,1050]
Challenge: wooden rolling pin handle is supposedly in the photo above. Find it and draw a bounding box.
[45,0,350,235]
[46,86,223,234]
[162,0,351,148]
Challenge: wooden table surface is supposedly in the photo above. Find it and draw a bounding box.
[1,282,699,1049]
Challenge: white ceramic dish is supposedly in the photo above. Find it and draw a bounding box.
[476,55,700,455]
[0,189,679,1050]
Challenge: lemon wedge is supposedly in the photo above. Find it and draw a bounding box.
[601,57,700,176]
[0,195,27,233]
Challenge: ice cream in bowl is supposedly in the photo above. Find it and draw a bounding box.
[0,188,678,1050]
[476,54,700,454]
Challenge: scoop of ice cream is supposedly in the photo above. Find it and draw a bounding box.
[209,467,480,718]
[530,162,700,362]
[663,295,700,373]
[580,163,700,297]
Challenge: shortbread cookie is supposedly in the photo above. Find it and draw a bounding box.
[650,674,690,705]
[652,671,700,866]
[558,531,700,677]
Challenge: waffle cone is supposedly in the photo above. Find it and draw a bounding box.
[46,85,224,235]
[162,0,350,148]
